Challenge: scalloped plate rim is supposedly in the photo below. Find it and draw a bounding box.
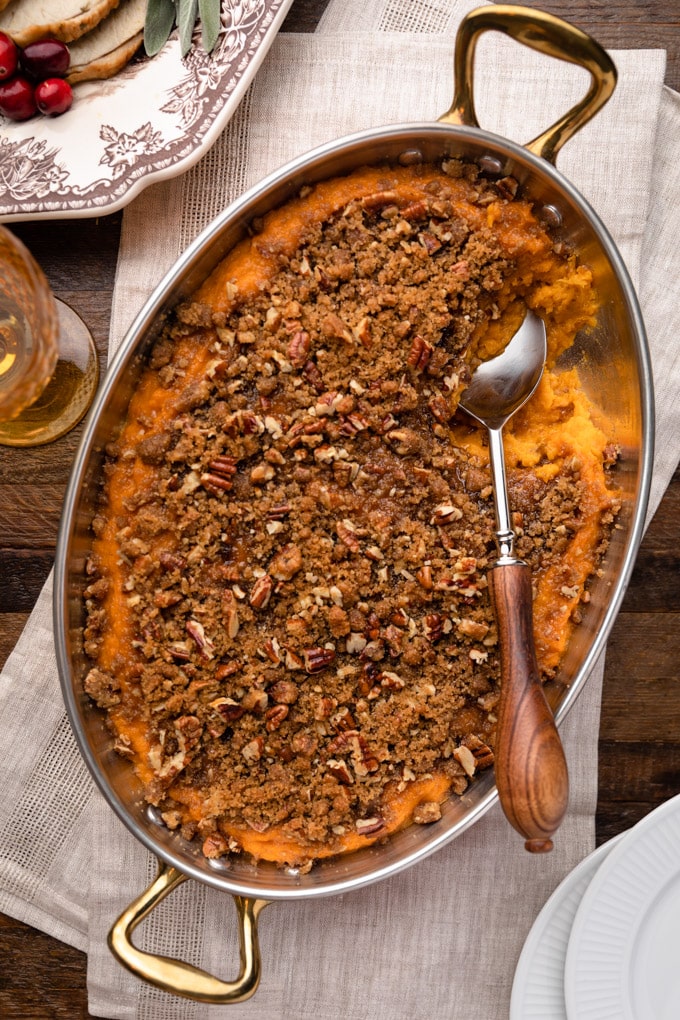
[0,0,294,221]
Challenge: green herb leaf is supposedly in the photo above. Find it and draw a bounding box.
[177,0,199,56]
[144,0,177,56]
[198,0,221,54]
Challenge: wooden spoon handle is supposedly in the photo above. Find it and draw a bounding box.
[488,561,569,852]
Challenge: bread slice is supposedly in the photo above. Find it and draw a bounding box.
[0,0,121,47]
[67,0,145,83]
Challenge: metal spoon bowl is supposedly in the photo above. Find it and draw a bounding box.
[459,308,569,852]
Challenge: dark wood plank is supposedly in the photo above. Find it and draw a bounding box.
[0,613,29,665]
[282,0,331,33]
[523,1,680,90]
[0,552,53,613]
[0,915,90,1020]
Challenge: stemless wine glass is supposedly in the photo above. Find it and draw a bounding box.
[0,225,99,447]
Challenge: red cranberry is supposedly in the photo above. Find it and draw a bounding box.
[0,75,37,121]
[35,76,73,116]
[0,31,19,81]
[21,38,70,79]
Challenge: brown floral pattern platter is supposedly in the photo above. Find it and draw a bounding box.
[0,0,293,221]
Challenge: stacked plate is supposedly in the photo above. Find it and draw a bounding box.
[511,793,680,1019]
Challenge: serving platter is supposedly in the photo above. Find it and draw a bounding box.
[0,0,294,221]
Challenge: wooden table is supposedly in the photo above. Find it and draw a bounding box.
[1,2,678,1016]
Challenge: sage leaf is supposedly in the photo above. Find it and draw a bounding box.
[145,0,177,56]
[198,0,222,54]
[178,0,199,56]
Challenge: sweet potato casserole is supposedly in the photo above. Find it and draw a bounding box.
[83,159,620,869]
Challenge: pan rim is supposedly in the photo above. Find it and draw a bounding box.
[53,119,654,900]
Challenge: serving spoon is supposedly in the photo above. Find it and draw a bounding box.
[459,308,569,852]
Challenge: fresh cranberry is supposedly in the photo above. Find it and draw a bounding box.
[0,75,37,121]
[21,38,70,79]
[0,31,19,81]
[34,76,72,116]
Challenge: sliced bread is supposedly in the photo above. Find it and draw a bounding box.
[0,0,121,47]
[67,0,145,83]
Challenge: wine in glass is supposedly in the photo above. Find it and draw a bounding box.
[0,225,99,447]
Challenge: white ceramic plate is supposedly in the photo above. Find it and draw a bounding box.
[565,794,680,1020]
[0,0,293,221]
[510,834,625,1020]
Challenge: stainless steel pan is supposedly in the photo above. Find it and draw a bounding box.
[54,5,653,1003]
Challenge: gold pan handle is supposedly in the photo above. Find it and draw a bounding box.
[439,4,617,164]
[108,861,270,1004]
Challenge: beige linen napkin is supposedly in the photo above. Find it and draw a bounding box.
[1,2,678,1017]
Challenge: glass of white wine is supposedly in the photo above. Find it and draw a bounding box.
[0,225,99,447]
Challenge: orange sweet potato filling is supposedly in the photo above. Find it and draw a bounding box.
[85,162,618,866]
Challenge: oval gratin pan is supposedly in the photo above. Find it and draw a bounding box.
[54,5,652,1004]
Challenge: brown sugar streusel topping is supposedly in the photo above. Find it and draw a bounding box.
[82,159,619,868]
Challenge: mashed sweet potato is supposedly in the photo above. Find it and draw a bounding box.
[82,159,619,868]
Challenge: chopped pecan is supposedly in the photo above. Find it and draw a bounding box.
[423,614,445,643]
[210,697,244,722]
[186,619,215,660]
[269,543,303,581]
[242,689,269,715]
[242,737,264,763]
[290,730,318,757]
[201,455,237,495]
[265,705,289,731]
[250,462,275,484]
[355,816,385,835]
[457,618,489,641]
[416,564,434,590]
[159,551,186,572]
[222,592,240,639]
[249,574,274,609]
[314,695,338,720]
[412,801,442,825]
[202,833,231,858]
[330,706,356,732]
[418,231,442,254]
[335,519,361,552]
[431,503,463,525]
[328,730,379,775]
[266,503,292,520]
[303,360,324,392]
[288,330,310,366]
[379,670,405,691]
[326,759,353,785]
[84,667,121,708]
[321,312,353,342]
[261,637,281,664]
[303,647,336,674]
[496,175,519,199]
[269,680,299,705]
[407,334,433,371]
[428,393,450,424]
[453,744,477,777]
[462,733,494,769]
